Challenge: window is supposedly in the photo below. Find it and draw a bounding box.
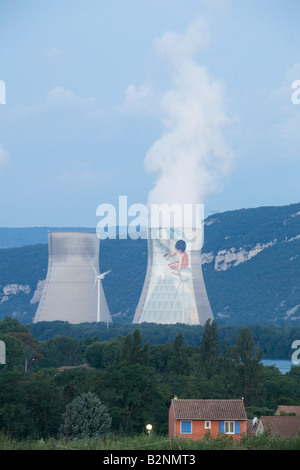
[224,421,234,434]
[220,421,240,434]
[180,421,192,434]
[204,421,211,429]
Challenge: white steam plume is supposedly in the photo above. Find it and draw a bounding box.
[144,20,234,214]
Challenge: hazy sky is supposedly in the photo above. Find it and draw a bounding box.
[0,0,299,227]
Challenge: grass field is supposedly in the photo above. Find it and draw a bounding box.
[1,432,300,451]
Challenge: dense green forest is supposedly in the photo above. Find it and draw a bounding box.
[1,317,300,440]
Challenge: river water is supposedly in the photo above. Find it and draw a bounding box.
[262,359,300,374]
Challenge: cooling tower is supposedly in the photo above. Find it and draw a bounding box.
[133,227,213,325]
[33,231,112,324]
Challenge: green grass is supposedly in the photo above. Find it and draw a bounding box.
[1,432,300,450]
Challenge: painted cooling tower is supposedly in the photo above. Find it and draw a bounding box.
[33,231,112,324]
[133,227,213,325]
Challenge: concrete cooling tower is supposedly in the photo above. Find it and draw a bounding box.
[33,231,112,324]
[133,227,213,325]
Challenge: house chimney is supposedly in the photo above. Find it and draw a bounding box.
[174,395,178,400]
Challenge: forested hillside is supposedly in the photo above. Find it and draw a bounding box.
[0,202,299,325]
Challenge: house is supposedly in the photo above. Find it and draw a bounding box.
[169,397,247,441]
[256,416,300,438]
[275,405,300,416]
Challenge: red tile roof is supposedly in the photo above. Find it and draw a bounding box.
[58,363,90,371]
[275,406,300,416]
[260,416,300,438]
[171,399,247,421]
[247,419,258,435]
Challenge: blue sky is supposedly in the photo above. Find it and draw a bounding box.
[0,0,299,227]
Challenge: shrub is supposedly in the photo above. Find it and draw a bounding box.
[60,392,111,439]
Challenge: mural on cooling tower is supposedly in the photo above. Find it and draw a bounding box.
[135,227,201,325]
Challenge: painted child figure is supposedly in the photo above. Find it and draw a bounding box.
[166,239,189,276]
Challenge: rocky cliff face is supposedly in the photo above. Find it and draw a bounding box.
[200,203,300,324]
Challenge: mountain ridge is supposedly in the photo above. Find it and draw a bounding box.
[0,202,299,326]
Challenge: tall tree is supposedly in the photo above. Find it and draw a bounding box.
[97,363,166,434]
[40,335,82,367]
[232,327,265,406]
[199,320,220,378]
[85,336,124,369]
[8,332,42,372]
[120,330,149,365]
[169,333,190,375]
[0,317,29,334]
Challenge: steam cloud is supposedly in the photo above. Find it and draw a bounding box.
[144,20,234,215]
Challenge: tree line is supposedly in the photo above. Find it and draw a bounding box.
[29,319,300,360]
[0,317,300,440]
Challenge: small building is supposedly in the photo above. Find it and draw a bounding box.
[58,363,91,371]
[275,406,300,416]
[256,416,300,438]
[169,398,247,441]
